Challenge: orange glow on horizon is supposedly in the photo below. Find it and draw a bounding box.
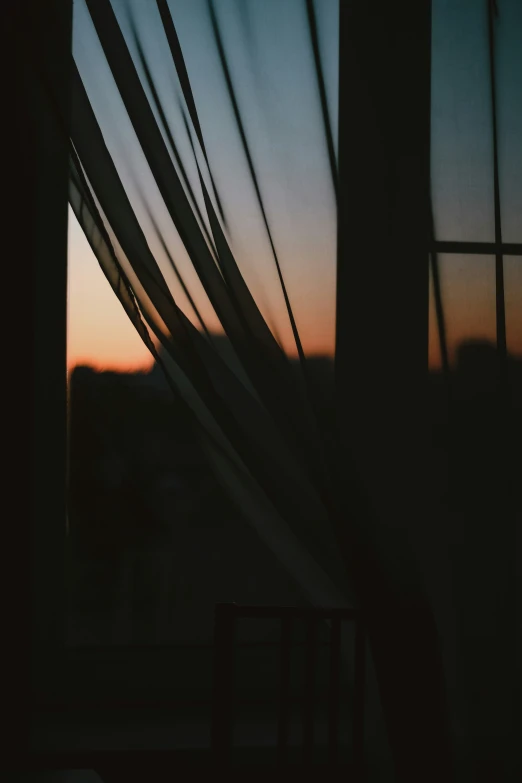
[67,353,155,375]
[67,326,336,375]
[68,209,520,377]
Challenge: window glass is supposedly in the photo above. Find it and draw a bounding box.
[431,0,494,241]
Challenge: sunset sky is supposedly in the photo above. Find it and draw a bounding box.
[67,0,522,374]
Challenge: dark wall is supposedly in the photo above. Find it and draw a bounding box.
[5,0,72,760]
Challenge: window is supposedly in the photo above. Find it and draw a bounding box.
[30,0,520,762]
[429,0,522,515]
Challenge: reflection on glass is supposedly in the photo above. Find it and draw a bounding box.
[431,0,494,241]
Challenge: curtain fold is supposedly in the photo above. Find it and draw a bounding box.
[69,0,353,610]
[69,136,354,610]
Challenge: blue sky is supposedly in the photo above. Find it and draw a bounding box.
[68,0,521,371]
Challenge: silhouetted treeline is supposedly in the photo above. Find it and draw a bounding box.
[66,338,521,644]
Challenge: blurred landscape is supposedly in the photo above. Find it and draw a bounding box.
[66,337,521,647]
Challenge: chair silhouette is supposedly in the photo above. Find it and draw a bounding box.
[211,603,366,776]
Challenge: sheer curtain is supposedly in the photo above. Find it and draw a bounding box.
[67,2,440,778]
[69,0,351,613]
[61,0,520,779]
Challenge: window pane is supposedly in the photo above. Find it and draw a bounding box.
[429,254,508,516]
[505,256,522,359]
[431,0,494,241]
[504,256,522,511]
[496,0,522,242]
[429,254,496,370]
